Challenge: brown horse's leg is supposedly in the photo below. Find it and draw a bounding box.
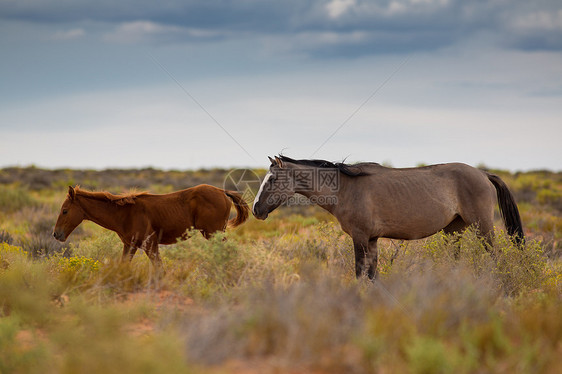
[144,239,162,269]
[121,243,138,262]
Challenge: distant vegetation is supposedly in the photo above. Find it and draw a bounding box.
[0,166,560,373]
[0,166,233,192]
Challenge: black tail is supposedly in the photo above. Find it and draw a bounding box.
[487,173,524,245]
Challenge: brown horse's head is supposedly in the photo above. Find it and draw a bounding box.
[252,156,296,220]
[53,186,85,242]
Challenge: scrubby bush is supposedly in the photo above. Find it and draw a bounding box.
[0,185,37,213]
[57,255,101,286]
[0,243,58,325]
[0,166,560,373]
[182,275,363,370]
[20,232,65,258]
[172,227,561,373]
[0,230,13,245]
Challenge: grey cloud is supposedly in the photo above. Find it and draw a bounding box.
[2,0,561,55]
[501,5,562,51]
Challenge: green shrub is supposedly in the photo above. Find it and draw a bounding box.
[181,275,362,370]
[70,231,122,260]
[490,235,547,295]
[49,300,192,374]
[79,259,155,299]
[406,336,464,374]
[0,246,58,325]
[165,232,247,299]
[0,185,37,213]
[0,316,50,373]
[394,228,549,296]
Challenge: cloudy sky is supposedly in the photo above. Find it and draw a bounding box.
[1,0,561,171]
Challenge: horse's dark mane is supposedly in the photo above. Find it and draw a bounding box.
[73,186,148,205]
[278,155,379,177]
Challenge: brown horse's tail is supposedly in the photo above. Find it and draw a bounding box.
[487,173,524,245]
[224,190,250,228]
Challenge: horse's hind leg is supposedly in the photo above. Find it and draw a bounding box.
[443,215,468,236]
[143,238,162,270]
[458,211,495,249]
[443,215,468,259]
[478,218,495,251]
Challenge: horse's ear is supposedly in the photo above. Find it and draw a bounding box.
[268,156,275,165]
[68,186,76,201]
[275,156,284,168]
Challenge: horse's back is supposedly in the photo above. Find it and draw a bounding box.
[135,184,230,241]
[346,162,496,239]
[183,184,230,207]
[155,184,230,219]
[405,162,496,232]
[394,162,493,193]
[363,162,488,197]
[433,163,496,201]
[184,184,231,233]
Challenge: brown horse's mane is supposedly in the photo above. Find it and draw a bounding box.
[72,186,149,206]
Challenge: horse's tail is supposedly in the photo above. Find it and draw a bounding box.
[224,190,250,228]
[486,173,524,245]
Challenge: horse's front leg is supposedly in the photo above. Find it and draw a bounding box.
[367,238,379,280]
[353,237,369,279]
[121,243,138,262]
[353,236,379,280]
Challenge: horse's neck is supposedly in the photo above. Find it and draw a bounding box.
[78,197,125,232]
[293,169,340,213]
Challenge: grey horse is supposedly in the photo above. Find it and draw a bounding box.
[252,156,524,279]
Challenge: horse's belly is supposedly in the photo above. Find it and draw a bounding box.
[383,228,436,240]
[157,228,189,245]
[378,207,455,240]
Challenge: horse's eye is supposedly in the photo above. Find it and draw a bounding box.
[62,209,68,215]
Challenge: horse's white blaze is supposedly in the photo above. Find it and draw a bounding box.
[253,172,272,213]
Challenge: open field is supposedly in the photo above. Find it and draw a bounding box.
[0,166,561,373]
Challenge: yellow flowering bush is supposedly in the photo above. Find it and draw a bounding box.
[0,243,28,268]
[58,256,100,273]
[57,256,100,286]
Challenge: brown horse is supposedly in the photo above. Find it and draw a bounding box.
[53,184,249,266]
[253,156,524,279]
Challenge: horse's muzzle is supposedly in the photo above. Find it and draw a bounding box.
[252,208,268,220]
[53,230,66,242]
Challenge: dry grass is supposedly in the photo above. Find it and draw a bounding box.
[0,168,561,373]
